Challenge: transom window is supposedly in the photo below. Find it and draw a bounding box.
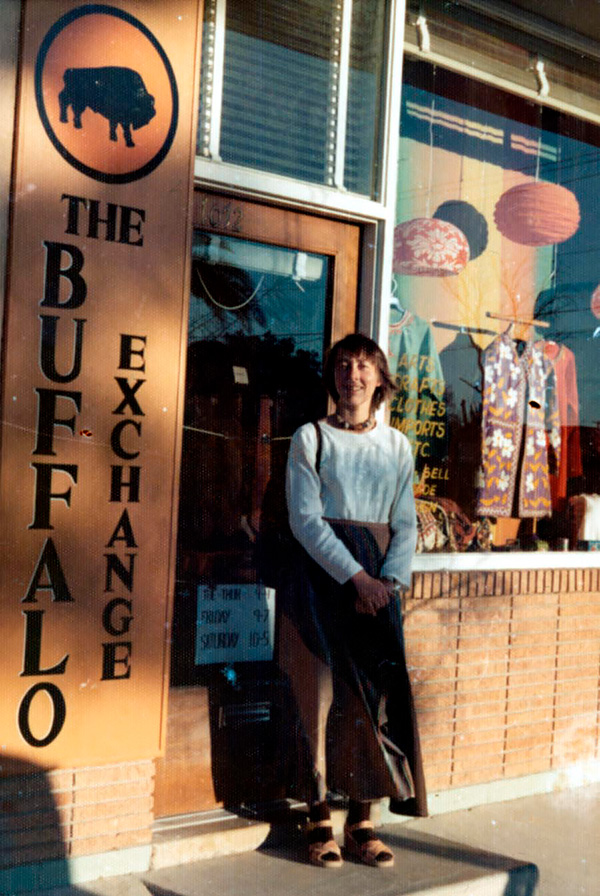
[198,0,389,198]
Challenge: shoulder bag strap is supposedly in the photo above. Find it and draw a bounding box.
[312,421,322,475]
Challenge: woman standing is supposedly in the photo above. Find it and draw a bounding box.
[280,333,426,869]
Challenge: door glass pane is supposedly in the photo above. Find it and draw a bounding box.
[172,232,331,684]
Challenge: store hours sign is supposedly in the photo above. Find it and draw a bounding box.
[196,585,275,665]
[0,1,199,765]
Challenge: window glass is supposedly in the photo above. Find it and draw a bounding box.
[173,230,330,682]
[199,0,387,196]
[391,59,599,554]
[219,0,334,183]
[344,0,387,196]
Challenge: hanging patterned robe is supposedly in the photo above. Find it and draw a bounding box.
[477,334,561,519]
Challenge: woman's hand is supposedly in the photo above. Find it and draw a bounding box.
[350,570,395,616]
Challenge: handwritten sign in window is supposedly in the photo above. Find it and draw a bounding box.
[195,584,275,664]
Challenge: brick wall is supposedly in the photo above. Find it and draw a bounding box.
[405,569,600,793]
[0,760,153,869]
[2,569,599,873]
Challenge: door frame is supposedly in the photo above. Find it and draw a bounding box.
[192,191,360,343]
[155,191,361,818]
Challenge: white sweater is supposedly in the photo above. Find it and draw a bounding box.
[286,420,417,587]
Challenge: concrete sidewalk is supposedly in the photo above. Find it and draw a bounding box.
[37,782,600,896]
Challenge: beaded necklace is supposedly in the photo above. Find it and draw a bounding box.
[334,413,374,431]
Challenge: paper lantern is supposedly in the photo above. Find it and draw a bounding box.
[393,217,470,276]
[591,284,600,320]
[433,200,489,260]
[494,182,580,246]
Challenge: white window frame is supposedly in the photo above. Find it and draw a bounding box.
[194,0,408,349]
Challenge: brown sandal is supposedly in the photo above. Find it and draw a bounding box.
[344,820,395,868]
[306,819,343,868]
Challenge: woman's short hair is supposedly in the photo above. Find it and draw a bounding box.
[323,333,396,410]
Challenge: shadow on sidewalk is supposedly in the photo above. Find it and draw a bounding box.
[254,822,539,895]
[385,829,539,895]
[0,757,72,895]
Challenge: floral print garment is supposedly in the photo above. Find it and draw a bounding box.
[477,334,561,518]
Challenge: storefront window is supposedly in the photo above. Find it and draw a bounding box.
[391,59,600,554]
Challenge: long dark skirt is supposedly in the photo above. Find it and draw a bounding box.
[276,521,427,817]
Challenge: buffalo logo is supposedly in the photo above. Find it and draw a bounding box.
[35,5,178,184]
[58,66,156,148]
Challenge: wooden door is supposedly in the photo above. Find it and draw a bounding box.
[154,194,360,818]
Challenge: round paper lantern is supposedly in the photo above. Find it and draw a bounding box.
[393,217,470,276]
[591,284,600,320]
[433,200,489,260]
[494,182,580,246]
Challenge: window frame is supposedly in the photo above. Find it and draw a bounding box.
[193,0,408,363]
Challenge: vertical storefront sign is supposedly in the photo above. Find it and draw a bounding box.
[0,1,201,765]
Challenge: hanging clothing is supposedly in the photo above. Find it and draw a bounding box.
[439,331,483,517]
[280,421,426,816]
[388,309,446,473]
[439,331,483,426]
[477,334,561,519]
[543,341,582,512]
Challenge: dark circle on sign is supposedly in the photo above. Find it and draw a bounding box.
[34,4,179,184]
[18,682,67,748]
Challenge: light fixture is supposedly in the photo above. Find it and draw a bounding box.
[494,182,580,247]
[393,217,470,276]
[433,200,488,260]
[591,284,600,319]
[194,235,324,281]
